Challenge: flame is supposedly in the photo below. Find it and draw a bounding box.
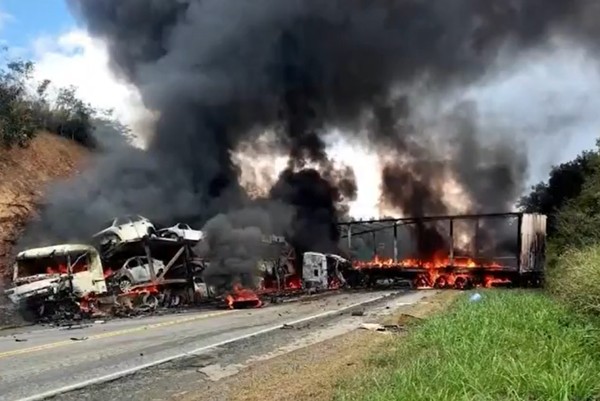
[285,275,302,290]
[121,284,160,296]
[352,255,502,269]
[225,284,263,309]
[353,254,510,289]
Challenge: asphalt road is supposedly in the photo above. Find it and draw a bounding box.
[0,290,419,401]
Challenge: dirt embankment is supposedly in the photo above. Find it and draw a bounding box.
[0,132,90,281]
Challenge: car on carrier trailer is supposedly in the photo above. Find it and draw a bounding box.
[93,215,156,250]
[157,223,204,242]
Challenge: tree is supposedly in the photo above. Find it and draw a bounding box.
[0,59,37,147]
[51,86,96,146]
[0,49,127,150]
[518,147,600,235]
[551,150,600,251]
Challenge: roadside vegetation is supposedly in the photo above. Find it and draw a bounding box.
[521,139,600,314]
[0,49,132,149]
[336,291,600,401]
[337,140,600,400]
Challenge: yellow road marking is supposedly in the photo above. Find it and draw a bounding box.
[0,310,236,359]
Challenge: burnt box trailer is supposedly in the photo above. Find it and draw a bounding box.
[341,212,547,289]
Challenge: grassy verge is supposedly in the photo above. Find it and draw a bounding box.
[547,244,600,315]
[336,290,600,401]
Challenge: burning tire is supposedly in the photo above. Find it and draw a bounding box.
[414,275,430,289]
[434,276,448,289]
[454,276,471,290]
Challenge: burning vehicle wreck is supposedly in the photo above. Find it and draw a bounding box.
[341,212,547,290]
[6,210,547,322]
[5,244,107,318]
[4,223,214,320]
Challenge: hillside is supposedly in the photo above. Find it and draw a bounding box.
[0,131,90,282]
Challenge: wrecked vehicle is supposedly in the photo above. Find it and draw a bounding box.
[302,252,349,291]
[4,244,107,316]
[92,215,156,251]
[108,256,166,292]
[158,223,204,242]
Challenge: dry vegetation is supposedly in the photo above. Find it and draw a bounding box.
[0,132,89,280]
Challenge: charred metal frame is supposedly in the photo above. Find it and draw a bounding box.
[339,212,544,274]
[102,237,200,290]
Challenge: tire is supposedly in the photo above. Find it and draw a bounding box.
[167,232,180,240]
[118,277,133,293]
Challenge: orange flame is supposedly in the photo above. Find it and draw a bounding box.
[354,254,511,289]
[352,255,502,270]
[225,284,263,309]
[122,284,160,296]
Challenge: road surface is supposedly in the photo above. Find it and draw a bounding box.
[0,290,424,401]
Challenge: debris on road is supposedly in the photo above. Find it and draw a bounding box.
[359,323,385,332]
[359,323,407,333]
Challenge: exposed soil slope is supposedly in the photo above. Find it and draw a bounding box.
[0,132,90,282]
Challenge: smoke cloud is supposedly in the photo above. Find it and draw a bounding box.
[18,0,600,278]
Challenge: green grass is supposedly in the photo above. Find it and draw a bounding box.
[336,290,600,401]
[547,244,600,315]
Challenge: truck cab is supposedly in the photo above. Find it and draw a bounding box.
[302,252,349,291]
[4,244,107,306]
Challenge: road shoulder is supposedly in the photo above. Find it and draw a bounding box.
[176,290,459,401]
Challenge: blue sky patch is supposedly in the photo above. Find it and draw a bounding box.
[0,0,75,56]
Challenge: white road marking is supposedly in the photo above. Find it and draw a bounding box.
[15,291,403,401]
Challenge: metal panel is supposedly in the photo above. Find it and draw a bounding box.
[519,214,547,273]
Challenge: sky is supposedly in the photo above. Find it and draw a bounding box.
[0,1,599,218]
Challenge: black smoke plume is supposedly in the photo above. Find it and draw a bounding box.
[18,0,600,277]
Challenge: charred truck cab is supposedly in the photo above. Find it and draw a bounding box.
[4,244,106,316]
[302,252,349,292]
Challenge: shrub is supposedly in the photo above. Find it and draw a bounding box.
[0,54,100,149]
[546,244,600,315]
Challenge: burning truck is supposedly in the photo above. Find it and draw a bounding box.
[4,239,209,320]
[3,217,351,320]
[4,211,547,321]
[4,217,213,320]
[5,244,107,317]
[341,212,546,290]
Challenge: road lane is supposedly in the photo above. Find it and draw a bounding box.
[0,290,403,401]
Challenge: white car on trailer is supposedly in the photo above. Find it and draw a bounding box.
[158,223,204,242]
[92,215,156,248]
